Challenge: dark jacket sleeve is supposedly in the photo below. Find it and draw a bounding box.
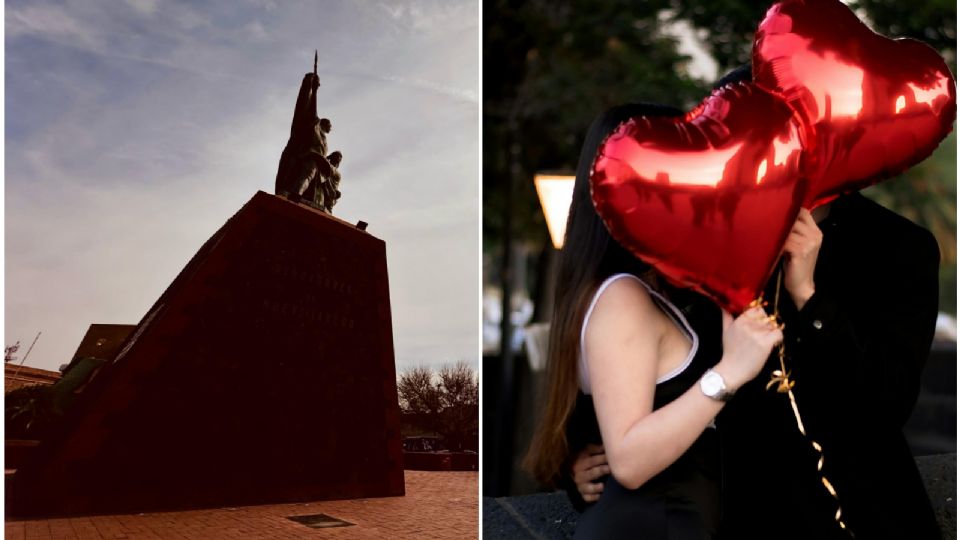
[784,226,939,429]
[558,466,590,513]
[561,393,603,512]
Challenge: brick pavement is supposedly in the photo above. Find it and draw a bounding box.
[6,471,477,539]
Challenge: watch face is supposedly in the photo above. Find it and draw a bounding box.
[702,371,723,395]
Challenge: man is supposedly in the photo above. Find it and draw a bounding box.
[566,67,942,539]
[318,150,343,213]
[275,70,321,200]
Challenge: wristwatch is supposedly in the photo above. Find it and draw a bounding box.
[700,369,733,402]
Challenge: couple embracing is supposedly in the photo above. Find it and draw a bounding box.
[524,66,943,540]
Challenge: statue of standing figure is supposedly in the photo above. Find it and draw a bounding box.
[274,52,343,214]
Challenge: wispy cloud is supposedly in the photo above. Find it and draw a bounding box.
[125,0,159,17]
[378,74,479,103]
[6,0,479,371]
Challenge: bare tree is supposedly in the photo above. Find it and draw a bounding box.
[397,366,442,433]
[397,363,479,451]
[439,362,479,409]
[438,362,479,451]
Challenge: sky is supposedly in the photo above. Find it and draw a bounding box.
[5,0,479,373]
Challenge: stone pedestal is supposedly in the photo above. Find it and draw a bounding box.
[9,191,404,516]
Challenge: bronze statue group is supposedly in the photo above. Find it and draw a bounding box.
[274,55,343,215]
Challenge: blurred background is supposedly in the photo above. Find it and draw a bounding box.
[483,0,957,497]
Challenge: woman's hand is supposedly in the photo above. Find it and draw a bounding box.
[783,208,823,310]
[571,444,609,503]
[715,306,784,391]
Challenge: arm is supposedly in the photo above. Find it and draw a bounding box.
[289,73,320,142]
[585,279,780,489]
[781,210,939,427]
[792,239,938,427]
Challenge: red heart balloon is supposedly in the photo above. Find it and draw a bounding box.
[591,83,808,313]
[754,0,957,208]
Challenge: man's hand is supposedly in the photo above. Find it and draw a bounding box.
[572,444,609,503]
[783,208,823,310]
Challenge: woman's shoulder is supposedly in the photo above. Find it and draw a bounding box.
[595,273,653,302]
[585,274,664,338]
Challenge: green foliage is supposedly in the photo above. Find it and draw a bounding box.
[484,0,709,244]
[57,356,107,394]
[668,0,766,71]
[864,131,957,314]
[850,0,956,72]
[6,384,60,440]
[667,0,958,73]
[5,356,109,440]
[864,132,957,265]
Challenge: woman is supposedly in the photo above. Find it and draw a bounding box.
[524,103,783,539]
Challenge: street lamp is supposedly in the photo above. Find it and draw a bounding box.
[533,173,576,249]
[526,173,575,371]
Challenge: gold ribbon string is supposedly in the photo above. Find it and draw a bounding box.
[758,268,853,537]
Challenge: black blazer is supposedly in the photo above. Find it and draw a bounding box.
[563,193,942,539]
[720,193,941,540]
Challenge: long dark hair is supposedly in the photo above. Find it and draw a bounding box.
[524,103,684,486]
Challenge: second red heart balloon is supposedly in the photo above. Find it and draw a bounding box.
[754,0,956,208]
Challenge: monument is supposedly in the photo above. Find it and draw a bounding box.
[8,56,403,516]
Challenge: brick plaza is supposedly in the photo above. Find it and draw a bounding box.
[6,471,478,539]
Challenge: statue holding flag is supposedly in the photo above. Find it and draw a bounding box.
[275,51,344,214]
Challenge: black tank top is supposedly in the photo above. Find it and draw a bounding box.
[570,279,723,539]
